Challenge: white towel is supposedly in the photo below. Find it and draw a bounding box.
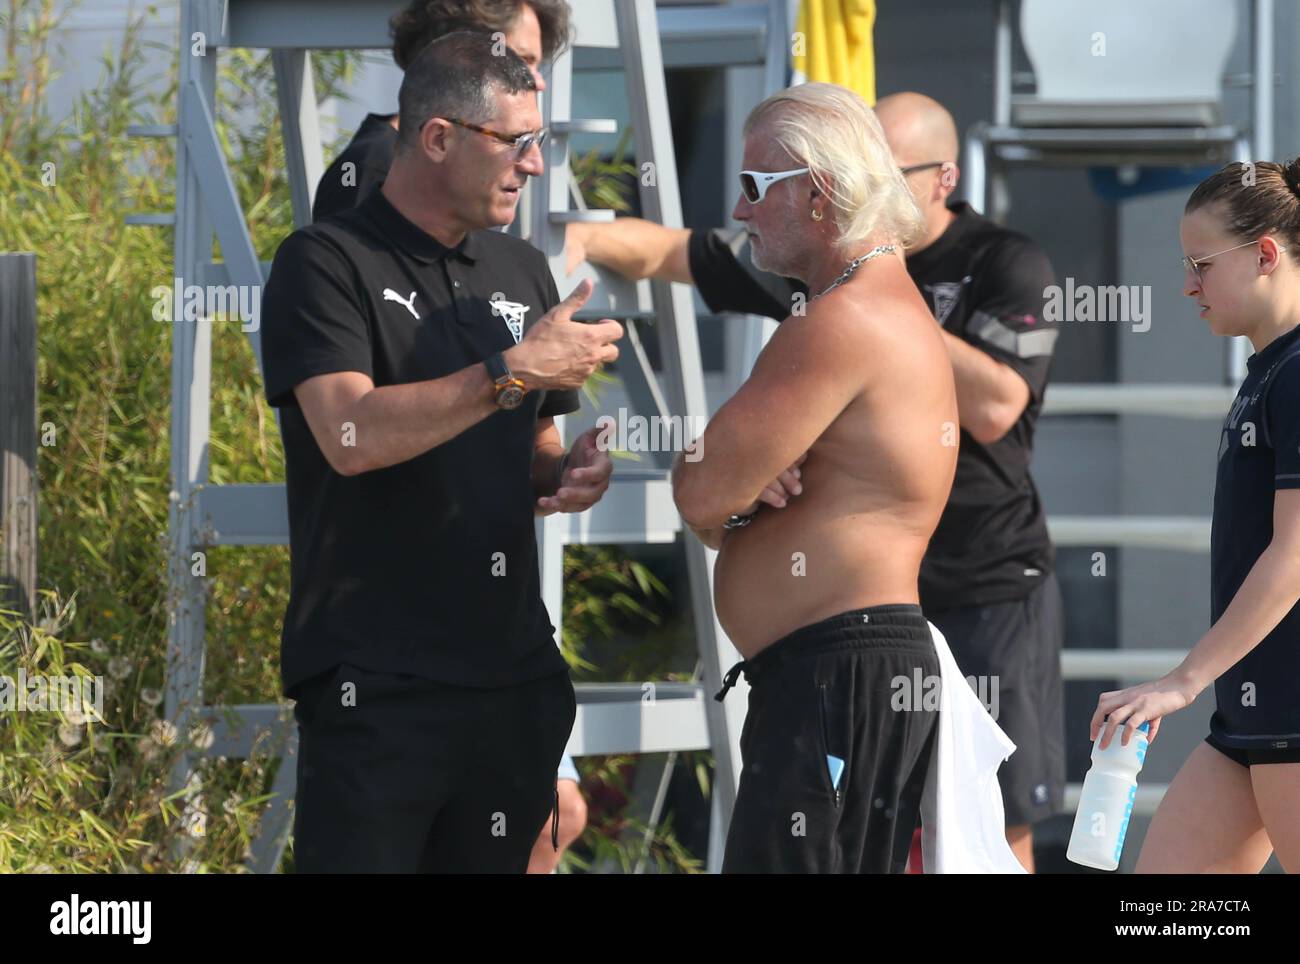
[920,620,1028,874]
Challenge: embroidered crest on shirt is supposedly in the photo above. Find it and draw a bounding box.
[924,275,972,325]
[382,288,419,320]
[489,298,530,344]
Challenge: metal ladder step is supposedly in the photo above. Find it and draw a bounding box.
[124,213,176,226]
[550,118,619,135]
[126,124,178,137]
[1043,383,1236,418]
[550,209,616,223]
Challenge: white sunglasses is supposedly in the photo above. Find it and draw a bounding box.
[739,167,810,204]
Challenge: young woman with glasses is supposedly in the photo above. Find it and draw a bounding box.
[1091,159,1300,873]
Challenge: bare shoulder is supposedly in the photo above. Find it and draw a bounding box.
[794,263,942,369]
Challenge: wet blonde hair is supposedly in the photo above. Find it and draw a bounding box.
[744,82,924,252]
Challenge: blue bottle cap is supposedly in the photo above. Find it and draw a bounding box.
[1137,722,1151,734]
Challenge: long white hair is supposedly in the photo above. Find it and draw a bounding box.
[744,83,925,252]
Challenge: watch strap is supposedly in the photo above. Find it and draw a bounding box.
[484,351,511,384]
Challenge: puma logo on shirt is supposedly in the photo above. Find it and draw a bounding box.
[383,288,419,319]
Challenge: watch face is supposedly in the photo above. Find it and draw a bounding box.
[498,384,526,410]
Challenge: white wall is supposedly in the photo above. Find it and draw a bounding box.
[14,1,179,129]
[16,0,397,150]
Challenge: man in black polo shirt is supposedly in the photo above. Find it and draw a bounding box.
[261,32,623,873]
[568,91,1064,872]
[311,0,589,874]
[313,0,570,220]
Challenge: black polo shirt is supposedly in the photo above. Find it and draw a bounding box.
[261,187,578,698]
[312,113,398,222]
[1209,323,1300,748]
[905,203,1058,610]
[687,203,1059,610]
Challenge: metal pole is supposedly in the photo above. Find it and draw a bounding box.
[616,0,744,872]
[0,253,38,621]
[272,49,325,229]
[165,0,220,855]
[993,0,1012,127]
[1253,0,1274,162]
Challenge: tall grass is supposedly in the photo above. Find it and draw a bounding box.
[0,2,361,872]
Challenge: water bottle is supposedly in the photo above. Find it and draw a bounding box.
[1067,721,1150,871]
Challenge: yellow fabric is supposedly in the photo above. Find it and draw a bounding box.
[792,0,877,105]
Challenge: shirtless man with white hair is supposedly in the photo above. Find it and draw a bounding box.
[671,83,958,873]
[575,91,1063,873]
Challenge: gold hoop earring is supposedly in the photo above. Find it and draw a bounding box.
[810,209,823,222]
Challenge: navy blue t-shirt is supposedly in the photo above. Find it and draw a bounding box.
[1210,322,1300,748]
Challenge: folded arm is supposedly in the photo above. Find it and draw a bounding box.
[672,305,863,532]
[941,331,1031,444]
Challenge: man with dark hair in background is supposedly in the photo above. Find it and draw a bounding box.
[313,0,573,221]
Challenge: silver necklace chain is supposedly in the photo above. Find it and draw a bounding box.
[813,244,897,299]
